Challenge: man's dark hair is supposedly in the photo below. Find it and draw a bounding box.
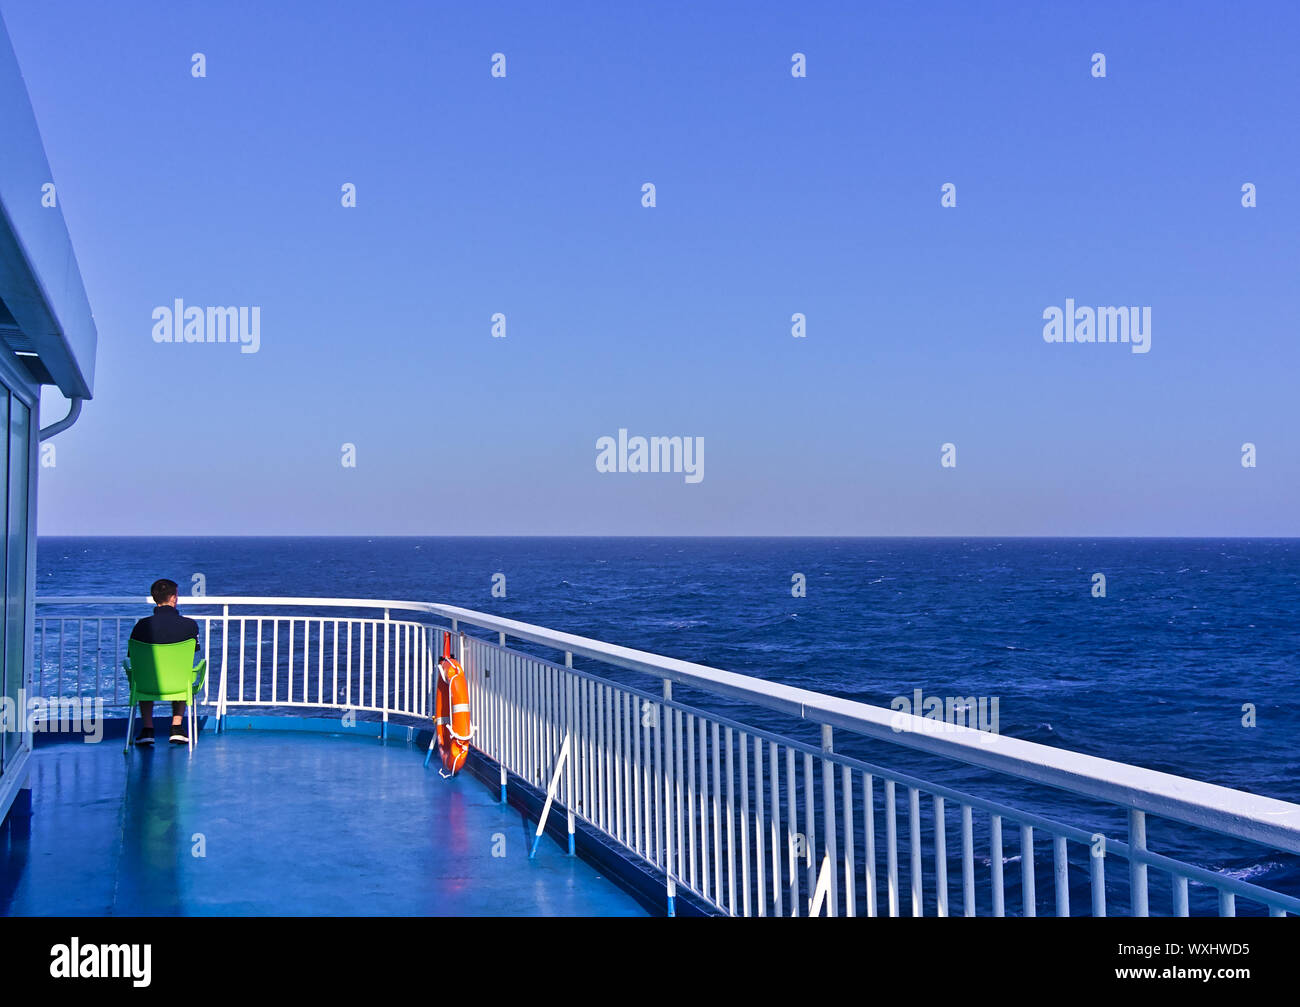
[150,579,179,604]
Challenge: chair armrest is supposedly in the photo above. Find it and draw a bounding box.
[192,658,208,695]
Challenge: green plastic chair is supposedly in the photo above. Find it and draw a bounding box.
[122,639,207,753]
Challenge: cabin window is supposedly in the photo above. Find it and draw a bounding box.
[3,393,28,769]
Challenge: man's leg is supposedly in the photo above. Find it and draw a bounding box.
[169,701,187,742]
[133,700,156,745]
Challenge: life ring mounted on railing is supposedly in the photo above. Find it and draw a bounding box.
[434,631,473,778]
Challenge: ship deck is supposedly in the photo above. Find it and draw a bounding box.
[0,726,646,917]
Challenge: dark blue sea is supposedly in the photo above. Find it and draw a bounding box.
[35,536,1300,912]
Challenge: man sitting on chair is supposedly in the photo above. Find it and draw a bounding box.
[131,579,202,745]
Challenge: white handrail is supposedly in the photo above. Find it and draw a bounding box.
[36,595,1300,855]
[427,604,1300,855]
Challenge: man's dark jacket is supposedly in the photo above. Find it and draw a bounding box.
[129,605,202,650]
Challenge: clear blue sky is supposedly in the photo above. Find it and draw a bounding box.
[9,0,1298,535]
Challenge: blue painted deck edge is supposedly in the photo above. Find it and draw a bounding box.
[28,713,721,917]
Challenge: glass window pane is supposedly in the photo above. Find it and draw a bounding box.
[0,390,8,771]
[4,394,24,767]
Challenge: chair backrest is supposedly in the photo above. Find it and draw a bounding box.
[126,638,198,696]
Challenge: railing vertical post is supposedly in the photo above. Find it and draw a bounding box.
[753,734,765,916]
[1128,809,1149,917]
[495,626,507,785]
[1090,836,1107,917]
[1020,825,1036,917]
[908,787,922,917]
[594,682,605,825]
[866,773,879,918]
[716,724,727,909]
[565,651,575,853]
[424,627,438,768]
[624,691,634,852]
[785,745,797,915]
[675,709,685,886]
[821,724,838,917]
[885,779,899,917]
[662,679,676,917]
[584,678,594,826]
[497,642,507,803]
[380,608,390,741]
[842,763,856,917]
[804,752,817,914]
[725,728,737,913]
[769,742,781,916]
[960,803,974,917]
[217,604,230,733]
[934,795,947,917]
[991,814,1005,917]
[1054,834,1070,917]
[114,618,121,705]
[739,731,751,917]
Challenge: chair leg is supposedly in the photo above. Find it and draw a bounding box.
[124,701,135,755]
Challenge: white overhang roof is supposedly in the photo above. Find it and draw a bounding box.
[0,12,97,399]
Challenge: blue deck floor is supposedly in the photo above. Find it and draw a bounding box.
[0,729,647,916]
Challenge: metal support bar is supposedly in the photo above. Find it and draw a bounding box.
[530,733,571,858]
[809,853,833,917]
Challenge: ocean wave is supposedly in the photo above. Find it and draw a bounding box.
[1205,861,1284,883]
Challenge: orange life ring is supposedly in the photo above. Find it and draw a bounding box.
[435,635,472,777]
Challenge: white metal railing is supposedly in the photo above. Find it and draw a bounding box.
[35,598,443,725]
[33,596,1300,918]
